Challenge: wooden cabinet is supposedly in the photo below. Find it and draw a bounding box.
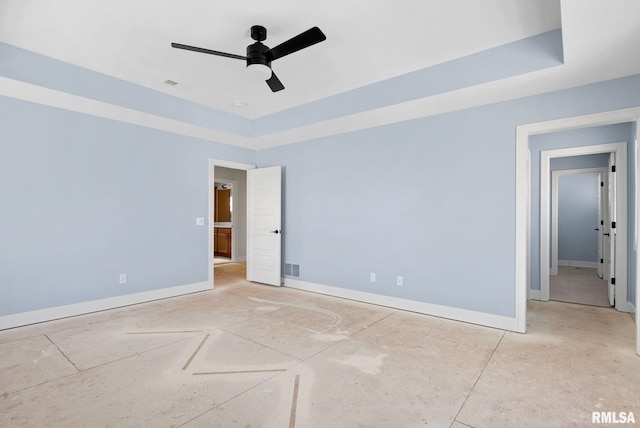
[215,189,231,222]
[214,227,232,258]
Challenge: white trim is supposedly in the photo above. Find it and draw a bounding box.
[551,167,607,277]
[0,281,209,330]
[540,143,627,310]
[0,77,255,148]
[558,260,599,268]
[209,159,255,290]
[635,124,640,356]
[284,279,518,332]
[210,159,256,171]
[621,301,636,314]
[518,108,640,137]
[5,70,637,152]
[515,124,531,333]
[516,107,640,340]
[528,289,542,301]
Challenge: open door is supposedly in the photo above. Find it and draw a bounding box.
[597,172,604,279]
[247,166,282,286]
[607,152,617,306]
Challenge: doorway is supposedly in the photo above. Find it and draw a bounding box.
[539,143,628,312]
[208,160,284,290]
[514,106,640,355]
[209,159,254,289]
[213,179,237,265]
[550,166,610,307]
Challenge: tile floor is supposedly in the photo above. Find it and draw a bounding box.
[1,263,638,427]
[550,266,611,307]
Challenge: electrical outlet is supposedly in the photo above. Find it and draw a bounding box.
[396,276,403,286]
[119,274,127,284]
[370,273,376,282]
[195,217,205,226]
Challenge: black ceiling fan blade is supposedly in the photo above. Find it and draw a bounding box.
[266,27,326,62]
[266,71,285,92]
[171,43,247,60]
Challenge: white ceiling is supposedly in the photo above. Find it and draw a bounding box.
[0,0,639,147]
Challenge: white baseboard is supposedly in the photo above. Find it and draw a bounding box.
[625,300,636,314]
[528,289,542,300]
[283,279,518,332]
[558,260,599,268]
[0,281,210,330]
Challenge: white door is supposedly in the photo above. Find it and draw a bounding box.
[597,173,603,278]
[607,152,616,306]
[247,166,282,286]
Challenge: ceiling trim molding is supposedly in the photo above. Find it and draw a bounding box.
[0,76,254,148]
[2,73,639,151]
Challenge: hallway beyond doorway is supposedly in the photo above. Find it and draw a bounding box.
[550,266,610,307]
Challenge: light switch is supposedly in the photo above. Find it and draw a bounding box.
[196,217,205,226]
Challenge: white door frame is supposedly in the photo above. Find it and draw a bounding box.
[550,167,608,277]
[515,106,640,355]
[543,153,622,303]
[208,159,256,290]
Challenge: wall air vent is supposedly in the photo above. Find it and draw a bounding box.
[284,263,300,277]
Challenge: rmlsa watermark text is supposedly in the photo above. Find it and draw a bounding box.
[592,412,636,424]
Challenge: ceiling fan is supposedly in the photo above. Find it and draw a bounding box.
[171,25,326,92]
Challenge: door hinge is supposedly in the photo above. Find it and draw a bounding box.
[611,277,616,285]
[612,221,616,229]
[611,165,616,172]
[601,181,604,187]
[600,258,604,263]
[601,220,604,225]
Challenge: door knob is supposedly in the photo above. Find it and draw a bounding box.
[604,233,610,236]
[270,230,280,234]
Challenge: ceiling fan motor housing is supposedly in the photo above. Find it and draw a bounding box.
[246,41,271,68]
[247,25,271,69]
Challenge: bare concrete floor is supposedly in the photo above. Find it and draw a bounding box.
[1,263,638,427]
[550,266,610,308]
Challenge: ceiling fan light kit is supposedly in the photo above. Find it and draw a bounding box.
[171,25,326,93]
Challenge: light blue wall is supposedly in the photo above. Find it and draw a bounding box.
[557,173,599,262]
[529,123,633,293]
[2,70,639,319]
[0,96,255,316]
[258,75,640,318]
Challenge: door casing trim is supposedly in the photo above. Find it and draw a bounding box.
[209,159,256,290]
[515,106,640,355]
[541,149,624,305]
